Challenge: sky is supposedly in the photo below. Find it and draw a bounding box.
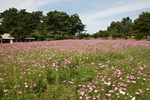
[0,0,150,34]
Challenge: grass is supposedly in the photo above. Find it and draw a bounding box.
[0,40,150,100]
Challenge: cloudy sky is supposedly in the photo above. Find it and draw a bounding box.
[0,0,150,33]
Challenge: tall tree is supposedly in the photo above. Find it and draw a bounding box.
[0,25,4,39]
[107,21,123,38]
[70,14,85,35]
[121,17,133,38]
[0,7,18,32]
[0,8,43,41]
[133,12,150,39]
[98,30,109,39]
[44,11,70,38]
[10,9,32,41]
[43,11,85,39]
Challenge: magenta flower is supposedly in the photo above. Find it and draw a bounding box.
[106,93,111,97]
[100,72,108,76]
[82,85,87,89]
[94,81,98,85]
[73,85,77,88]
[68,94,74,98]
[33,83,38,88]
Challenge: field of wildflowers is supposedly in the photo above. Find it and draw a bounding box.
[0,40,150,100]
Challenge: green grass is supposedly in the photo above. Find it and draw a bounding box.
[0,40,150,100]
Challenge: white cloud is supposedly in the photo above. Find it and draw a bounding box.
[0,0,150,33]
[80,0,150,33]
[92,1,150,19]
[0,0,67,12]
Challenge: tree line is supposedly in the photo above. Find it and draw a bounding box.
[0,7,85,41]
[0,7,150,41]
[93,12,150,40]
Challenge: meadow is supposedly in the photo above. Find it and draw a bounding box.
[0,40,150,100]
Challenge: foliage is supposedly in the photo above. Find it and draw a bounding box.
[105,12,150,40]
[0,8,86,41]
[107,17,133,39]
[0,8,43,41]
[93,30,109,39]
[69,14,85,35]
[43,11,70,37]
[76,33,91,39]
[0,7,150,41]
[0,7,18,32]
[0,25,4,36]
[42,11,85,40]
[133,12,150,39]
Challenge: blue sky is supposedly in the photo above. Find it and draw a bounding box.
[0,0,150,33]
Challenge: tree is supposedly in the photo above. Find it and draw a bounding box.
[11,27,26,41]
[107,21,123,38]
[43,11,85,39]
[0,8,43,41]
[0,25,4,35]
[121,17,133,39]
[0,25,4,41]
[0,7,18,32]
[98,30,109,39]
[43,11,70,38]
[133,12,150,39]
[0,8,86,41]
[69,14,85,35]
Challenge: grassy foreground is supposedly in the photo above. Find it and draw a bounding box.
[0,40,150,100]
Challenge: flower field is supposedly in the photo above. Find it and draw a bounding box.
[0,40,150,100]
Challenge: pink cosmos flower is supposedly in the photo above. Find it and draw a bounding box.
[82,85,86,89]
[68,94,74,98]
[104,81,111,86]
[106,93,111,97]
[80,91,84,96]
[135,92,140,95]
[94,81,98,85]
[85,94,91,100]
[73,85,77,88]
[4,89,9,93]
[100,72,108,76]
[117,70,123,77]
[33,83,38,88]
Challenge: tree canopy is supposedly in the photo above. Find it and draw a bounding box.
[0,7,150,41]
[133,12,150,39]
[0,8,85,41]
[94,12,150,40]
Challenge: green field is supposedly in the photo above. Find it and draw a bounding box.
[0,40,150,100]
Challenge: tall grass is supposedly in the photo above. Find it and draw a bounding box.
[0,40,150,100]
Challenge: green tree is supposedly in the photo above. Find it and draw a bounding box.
[98,30,109,39]
[0,25,4,42]
[133,12,150,39]
[43,11,85,40]
[36,22,48,41]
[0,7,18,32]
[0,8,43,41]
[1,8,85,41]
[69,14,85,35]
[43,11,70,39]
[121,17,133,39]
[0,25,4,35]
[107,21,123,38]
[11,27,26,41]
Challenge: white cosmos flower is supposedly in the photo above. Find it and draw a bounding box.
[131,97,136,100]
[94,89,98,93]
[119,90,126,95]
